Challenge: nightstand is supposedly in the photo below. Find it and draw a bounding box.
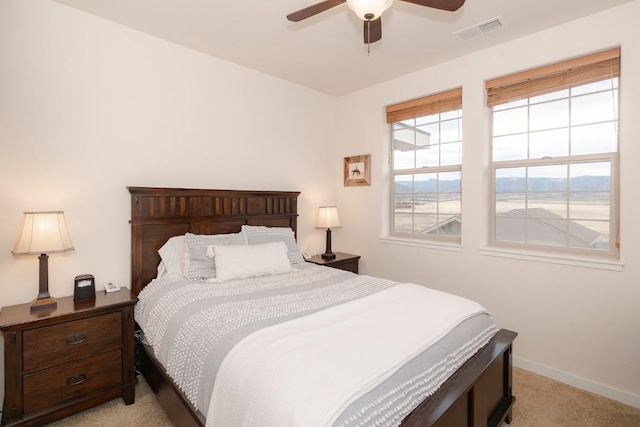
[306,252,360,274]
[0,290,138,427]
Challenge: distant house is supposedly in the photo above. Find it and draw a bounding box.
[421,216,461,236]
[422,208,602,248]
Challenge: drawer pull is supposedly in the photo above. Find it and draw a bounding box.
[67,373,87,386]
[66,333,87,345]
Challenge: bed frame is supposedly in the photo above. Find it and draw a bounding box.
[129,186,517,427]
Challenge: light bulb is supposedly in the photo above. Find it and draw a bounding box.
[346,0,394,21]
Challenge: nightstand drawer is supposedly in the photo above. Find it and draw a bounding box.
[23,348,122,415]
[23,311,122,372]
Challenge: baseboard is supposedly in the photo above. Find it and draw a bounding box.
[513,356,640,409]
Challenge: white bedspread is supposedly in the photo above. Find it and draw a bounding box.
[205,283,489,427]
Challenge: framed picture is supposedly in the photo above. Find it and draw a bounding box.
[344,154,371,186]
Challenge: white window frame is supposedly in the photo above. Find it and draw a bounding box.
[487,50,620,259]
[387,89,463,243]
[489,155,619,259]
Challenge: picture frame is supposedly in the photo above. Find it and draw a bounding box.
[344,154,371,187]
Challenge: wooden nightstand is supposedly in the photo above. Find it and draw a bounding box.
[306,252,360,274]
[0,290,138,427]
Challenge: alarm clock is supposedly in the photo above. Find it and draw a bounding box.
[74,274,96,301]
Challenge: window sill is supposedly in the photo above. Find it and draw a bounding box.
[379,236,462,252]
[479,247,624,271]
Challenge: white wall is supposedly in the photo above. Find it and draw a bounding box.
[0,0,338,406]
[2,0,639,415]
[0,0,338,306]
[0,0,338,402]
[335,1,640,407]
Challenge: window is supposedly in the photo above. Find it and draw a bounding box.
[386,88,463,241]
[487,48,620,257]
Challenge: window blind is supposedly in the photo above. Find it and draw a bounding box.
[386,88,462,124]
[486,48,620,107]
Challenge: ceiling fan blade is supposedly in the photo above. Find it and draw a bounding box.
[400,0,465,12]
[287,0,346,22]
[364,17,382,44]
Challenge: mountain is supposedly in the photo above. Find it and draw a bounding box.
[394,176,610,195]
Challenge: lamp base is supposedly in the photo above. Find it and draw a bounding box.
[30,297,57,313]
[30,253,57,313]
[321,228,336,260]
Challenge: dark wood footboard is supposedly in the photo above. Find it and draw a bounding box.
[136,328,517,427]
[402,329,517,427]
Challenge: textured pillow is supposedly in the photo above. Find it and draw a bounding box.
[241,225,305,265]
[183,232,246,280]
[158,235,186,276]
[209,242,291,282]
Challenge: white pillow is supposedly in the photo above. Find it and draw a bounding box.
[158,235,186,276]
[182,232,246,280]
[209,242,291,282]
[241,225,305,265]
[157,260,167,278]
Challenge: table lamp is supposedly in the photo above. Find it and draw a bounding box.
[12,211,74,312]
[316,206,341,260]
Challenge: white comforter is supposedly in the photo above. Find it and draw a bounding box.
[206,283,489,427]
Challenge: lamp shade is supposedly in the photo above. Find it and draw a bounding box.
[316,206,342,229]
[13,211,74,255]
[346,0,394,20]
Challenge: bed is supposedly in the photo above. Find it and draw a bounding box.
[129,186,517,427]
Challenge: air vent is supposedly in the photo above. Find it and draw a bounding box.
[453,16,505,41]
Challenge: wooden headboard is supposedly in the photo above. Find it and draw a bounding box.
[128,187,300,295]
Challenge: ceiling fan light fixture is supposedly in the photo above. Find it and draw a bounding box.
[346,0,393,21]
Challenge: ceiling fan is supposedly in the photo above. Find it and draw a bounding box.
[287,0,465,45]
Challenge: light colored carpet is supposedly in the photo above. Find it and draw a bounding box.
[45,377,171,427]
[510,368,640,427]
[46,368,640,426]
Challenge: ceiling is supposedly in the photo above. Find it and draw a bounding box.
[53,0,632,96]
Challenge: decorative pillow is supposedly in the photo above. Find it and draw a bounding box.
[241,225,305,265]
[209,242,291,282]
[183,232,246,280]
[158,235,186,276]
